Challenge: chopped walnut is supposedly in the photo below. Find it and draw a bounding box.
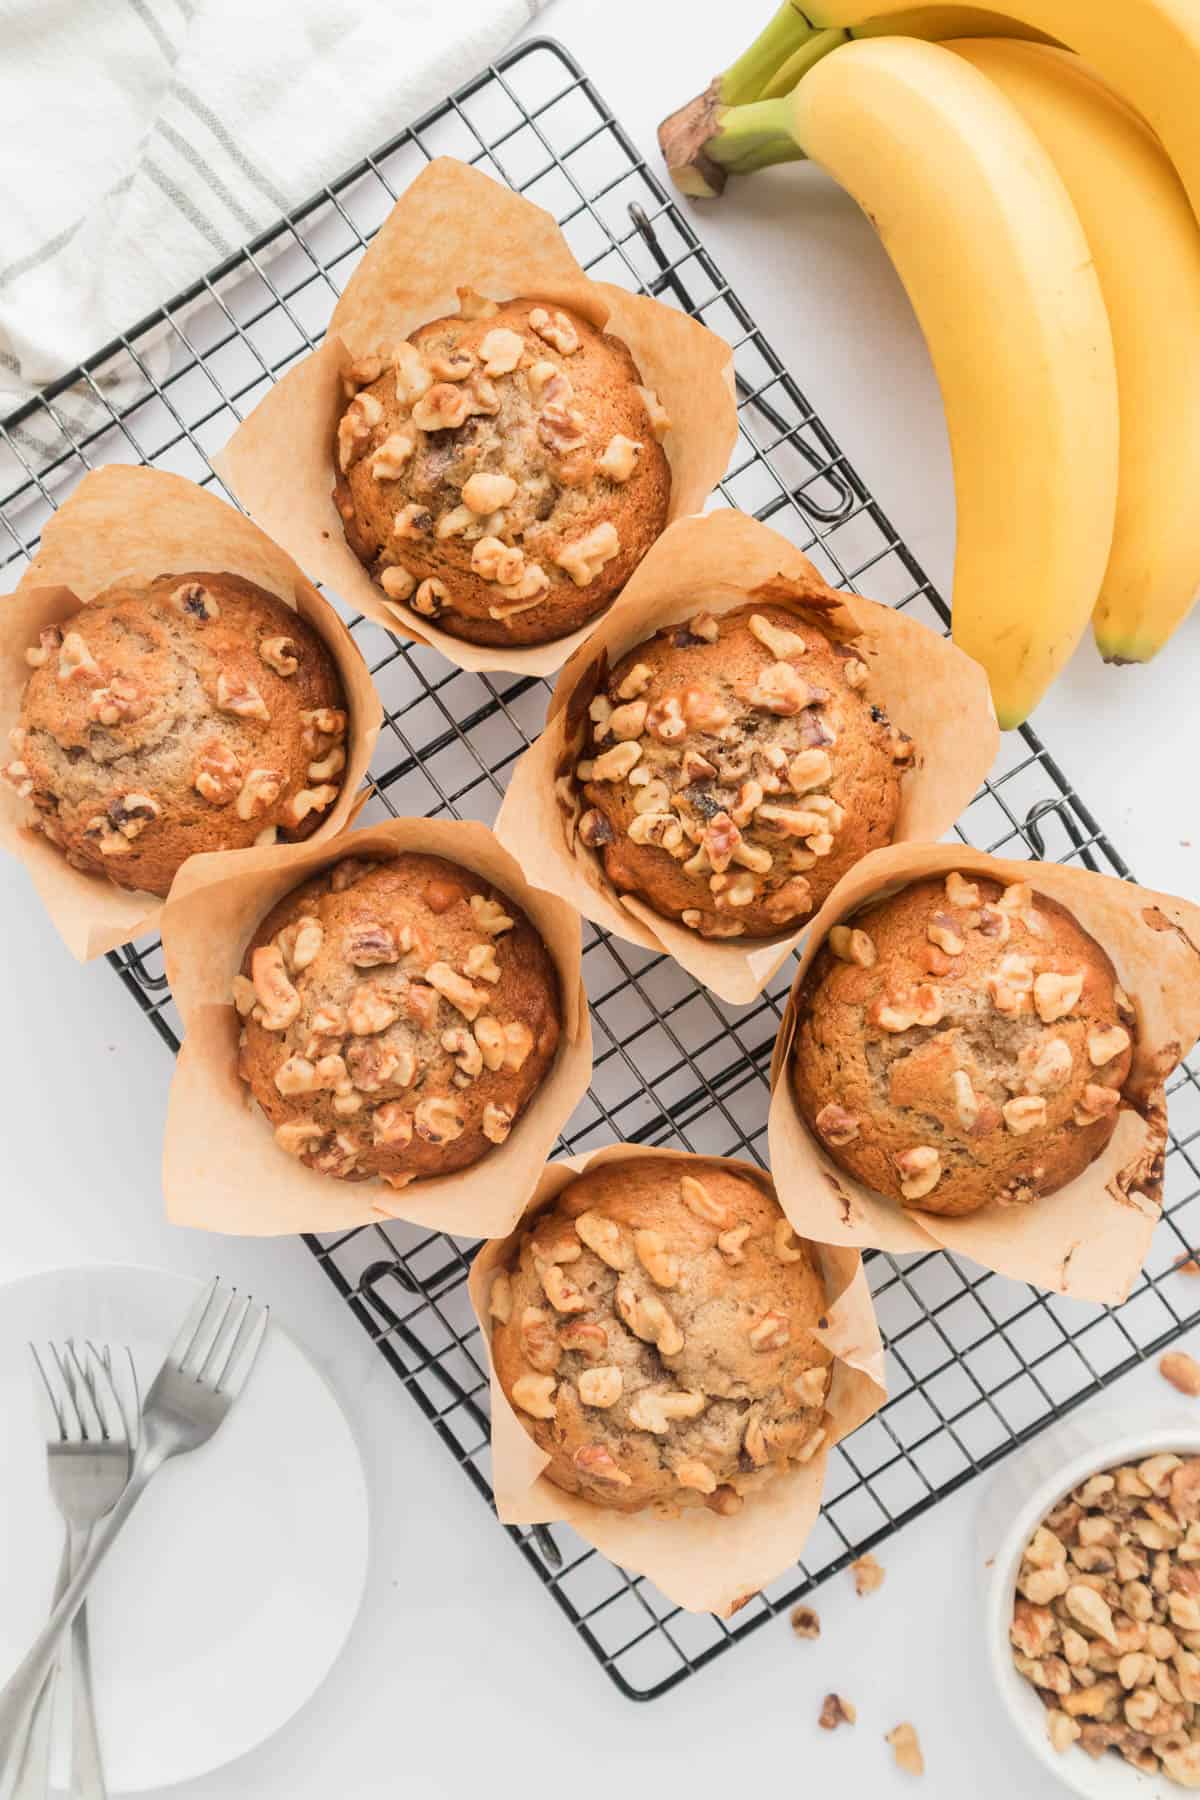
[380,564,416,602]
[511,1374,557,1419]
[426,962,486,1020]
[679,1174,730,1227]
[251,945,301,1031]
[24,623,63,666]
[57,630,101,683]
[411,382,473,431]
[851,1552,885,1596]
[748,613,807,660]
[740,661,812,717]
[215,672,270,723]
[815,1102,860,1147]
[1034,969,1085,1023]
[337,391,384,472]
[829,925,876,968]
[482,1101,514,1144]
[529,307,580,354]
[429,348,475,382]
[818,1694,856,1731]
[1088,1024,1131,1066]
[370,431,416,481]
[790,1605,821,1640]
[555,521,620,587]
[372,1102,414,1148]
[1162,1353,1200,1397]
[413,578,448,619]
[258,635,299,677]
[413,1095,465,1144]
[461,470,517,513]
[435,505,474,539]
[470,893,514,937]
[634,384,671,439]
[193,740,242,805]
[578,1366,623,1408]
[896,1146,941,1202]
[470,536,525,586]
[1003,1095,1047,1135]
[597,434,641,482]
[234,766,283,821]
[885,1722,924,1776]
[393,502,433,540]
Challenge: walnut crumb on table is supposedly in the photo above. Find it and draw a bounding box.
[790,1604,821,1640]
[851,1551,886,1596]
[1161,1351,1200,1396]
[818,1693,856,1730]
[885,1722,924,1776]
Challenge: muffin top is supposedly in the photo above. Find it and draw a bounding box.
[489,1157,831,1516]
[792,872,1136,1217]
[573,600,913,939]
[333,291,671,648]
[235,852,562,1190]
[2,571,348,898]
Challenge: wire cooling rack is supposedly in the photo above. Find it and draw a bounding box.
[2,35,1199,1704]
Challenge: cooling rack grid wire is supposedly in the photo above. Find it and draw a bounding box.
[1,36,1197,1704]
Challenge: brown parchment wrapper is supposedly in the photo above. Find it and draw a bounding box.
[213,156,737,678]
[158,816,592,1238]
[495,508,999,1006]
[467,1142,886,1615]
[767,842,1200,1304]
[0,465,382,962]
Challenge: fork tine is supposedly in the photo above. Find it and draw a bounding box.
[29,1345,66,1441]
[65,1342,105,1442]
[86,1345,129,1446]
[167,1276,222,1371]
[48,1344,85,1443]
[216,1302,270,1398]
[197,1291,249,1385]
[87,1339,139,1447]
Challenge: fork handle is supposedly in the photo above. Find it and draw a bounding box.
[8,1534,70,1800]
[0,1451,164,1797]
[70,1527,107,1800]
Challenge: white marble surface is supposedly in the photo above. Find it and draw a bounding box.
[1,2,1198,1794]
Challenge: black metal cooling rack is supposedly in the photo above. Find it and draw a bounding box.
[2,35,1199,1705]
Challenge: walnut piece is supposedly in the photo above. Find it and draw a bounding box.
[885,1722,924,1776]
[851,1552,885,1596]
[1162,1353,1200,1397]
[215,672,270,722]
[529,307,580,354]
[818,1694,856,1731]
[555,522,620,587]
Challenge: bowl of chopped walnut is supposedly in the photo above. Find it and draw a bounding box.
[983,1414,1200,1793]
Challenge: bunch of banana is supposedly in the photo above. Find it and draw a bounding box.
[659,5,1200,728]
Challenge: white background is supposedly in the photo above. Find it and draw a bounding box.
[2,1,1198,1795]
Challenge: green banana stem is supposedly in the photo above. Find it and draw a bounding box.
[659,94,806,196]
[718,3,821,104]
[760,28,850,98]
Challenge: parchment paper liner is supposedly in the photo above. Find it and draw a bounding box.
[495,508,998,1006]
[767,842,1200,1305]
[0,465,382,962]
[213,156,737,678]
[467,1142,885,1616]
[159,816,592,1238]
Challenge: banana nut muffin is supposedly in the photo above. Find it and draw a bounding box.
[489,1157,832,1516]
[573,599,914,939]
[792,872,1137,1217]
[2,571,348,897]
[235,852,562,1190]
[332,290,671,648]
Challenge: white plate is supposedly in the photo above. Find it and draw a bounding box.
[0,1264,370,1792]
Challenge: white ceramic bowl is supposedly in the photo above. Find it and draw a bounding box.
[979,1409,1200,1798]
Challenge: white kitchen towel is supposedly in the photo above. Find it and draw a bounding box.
[0,0,546,429]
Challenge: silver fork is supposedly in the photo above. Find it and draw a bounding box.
[0,1280,269,1791]
[15,1343,136,1800]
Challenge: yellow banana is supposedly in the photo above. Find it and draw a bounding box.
[800,0,1200,231]
[950,39,1200,663]
[785,38,1119,726]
